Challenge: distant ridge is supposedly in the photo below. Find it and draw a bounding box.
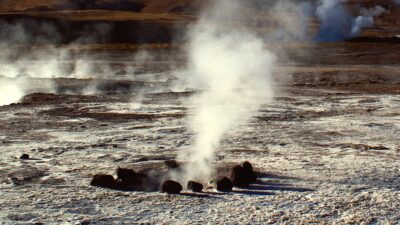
[0,0,204,14]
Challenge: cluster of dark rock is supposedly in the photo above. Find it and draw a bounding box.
[210,161,257,192]
[90,161,257,195]
[116,168,147,190]
[90,167,147,191]
[230,161,257,188]
[159,180,204,194]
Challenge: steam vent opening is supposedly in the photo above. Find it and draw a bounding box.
[1,0,400,223]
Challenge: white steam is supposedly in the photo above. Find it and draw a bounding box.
[0,80,24,106]
[350,6,386,37]
[0,20,138,105]
[315,0,386,41]
[179,0,276,182]
[0,77,56,106]
[269,1,314,42]
[315,0,352,41]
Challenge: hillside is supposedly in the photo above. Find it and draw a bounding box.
[0,0,204,14]
[0,1,399,47]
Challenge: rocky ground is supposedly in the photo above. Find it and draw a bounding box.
[0,47,399,223]
[1,0,400,223]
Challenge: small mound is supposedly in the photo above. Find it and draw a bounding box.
[20,154,30,160]
[161,180,182,194]
[115,167,147,190]
[187,180,203,192]
[90,174,116,189]
[216,177,233,192]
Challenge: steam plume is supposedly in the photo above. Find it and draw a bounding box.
[315,0,386,41]
[315,0,353,41]
[350,6,386,37]
[0,20,137,106]
[269,1,314,42]
[0,79,24,106]
[0,21,57,105]
[179,0,276,182]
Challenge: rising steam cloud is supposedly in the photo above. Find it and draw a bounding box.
[177,0,389,182]
[179,0,276,182]
[0,21,133,106]
[351,6,386,37]
[0,79,24,106]
[316,0,386,41]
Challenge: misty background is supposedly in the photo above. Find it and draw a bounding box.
[0,0,393,106]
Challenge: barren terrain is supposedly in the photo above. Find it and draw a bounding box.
[0,48,399,224]
[0,0,399,224]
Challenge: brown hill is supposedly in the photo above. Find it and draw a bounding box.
[0,0,64,12]
[0,0,399,45]
[0,0,205,14]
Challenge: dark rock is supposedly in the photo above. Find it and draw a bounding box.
[242,161,253,173]
[216,177,233,192]
[116,168,137,181]
[20,154,30,160]
[80,220,91,225]
[165,160,180,170]
[231,165,249,187]
[137,157,149,162]
[115,167,146,190]
[161,180,182,194]
[242,161,257,183]
[90,174,116,189]
[187,181,203,192]
[231,162,257,187]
